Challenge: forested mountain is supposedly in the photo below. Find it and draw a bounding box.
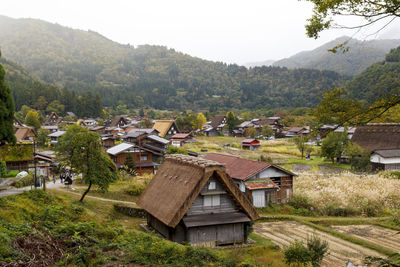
[273,36,400,76]
[345,46,400,103]
[244,60,275,68]
[0,15,349,111]
[0,57,102,117]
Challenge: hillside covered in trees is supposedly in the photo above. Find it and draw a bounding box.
[0,15,349,111]
[0,57,102,117]
[273,36,400,76]
[346,46,400,103]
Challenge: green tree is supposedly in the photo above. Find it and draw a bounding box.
[284,240,311,266]
[36,128,49,147]
[293,136,310,159]
[304,0,400,39]
[261,126,274,137]
[125,153,137,176]
[15,105,31,123]
[46,100,65,115]
[307,235,329,267]
[0,57,16,145]
[0,161,7,178]
[344,142,371,172]
[243,127,258,138]
[25,110,41,131]
[321,131,348,163]
[35,96,47,110]
[196,112,207,130]
[56,125,119,202]
[226,111,240,133]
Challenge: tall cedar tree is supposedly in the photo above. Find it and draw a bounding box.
[56,125,119,201]
[0,55,16,145]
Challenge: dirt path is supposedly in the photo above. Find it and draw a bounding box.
[254,221,383,267]
[49,187,137,206]
[332,225,400,254]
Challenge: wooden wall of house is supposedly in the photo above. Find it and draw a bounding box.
[271,176,293,204]
[187,223,245,245]
[186,176,239,216]
[147,213,170,239]
[115,152,153,165]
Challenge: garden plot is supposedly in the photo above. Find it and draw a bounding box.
[331,225,400,254]
[254,221,383,267]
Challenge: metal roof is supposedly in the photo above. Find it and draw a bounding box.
[48,131,66,137]
[373,149,400,158]
[106,142,134,156]
[147,135,169,144]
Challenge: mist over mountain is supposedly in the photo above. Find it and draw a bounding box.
[244,60,275,68]
[273,36,400,76]
[0,15,349,111]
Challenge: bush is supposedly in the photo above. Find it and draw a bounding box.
[284,236,328,267]
[166,145,188,155]
[5,170,19,178]
[324,204,359,217]
[13,174,34,188]
[0,162,7,178]
[289,195,313,210]
[125,180,148,196]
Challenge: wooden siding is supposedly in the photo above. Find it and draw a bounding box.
[271,176,293,204]
[187,223,245,245]
[186,176,239,216]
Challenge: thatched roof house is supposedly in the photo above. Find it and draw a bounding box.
[152,120,179,138]
[351,123,400,151]
[138,154,259,245]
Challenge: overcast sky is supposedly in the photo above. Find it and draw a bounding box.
[2,0,400,64]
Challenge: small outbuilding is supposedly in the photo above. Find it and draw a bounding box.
[138,154,259,246]
[370,149,400,171]
[241,139,261,150]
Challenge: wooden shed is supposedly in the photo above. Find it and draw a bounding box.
[137,154,259,246]
[241,139,261,150]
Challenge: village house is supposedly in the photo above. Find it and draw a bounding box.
[152,120,180,138]
[203,115,226,137]
[254,117,283,137]
[44,112,62,126]
[170,133,194,147]
[106,142,159,174]
[138,154,259,245]
[351,123,400,171]
[241,139,261,150]
[14,126,36,143]
[0,144,34,171]
[101,135,115,149]
[334,126,357,140]
[48,130,66,146]
[285,126,310,138]
[31,152,53,177]
[41,125,59,133]
[204,153,295,207]
[122,128,168,162]
[109,115,129,128]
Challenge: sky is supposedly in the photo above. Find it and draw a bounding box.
[2,0,400,64]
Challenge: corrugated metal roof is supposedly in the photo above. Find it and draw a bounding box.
[106,142,134,156]
[147,135,169,144]
[244,179,279,190]
[48,131,66,137]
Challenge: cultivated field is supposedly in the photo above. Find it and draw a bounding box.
[331,225,400,254]
[254,221,383,267]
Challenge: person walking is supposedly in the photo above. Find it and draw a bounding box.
[52,174,56,184]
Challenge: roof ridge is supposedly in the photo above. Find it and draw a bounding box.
[166,154,224,168]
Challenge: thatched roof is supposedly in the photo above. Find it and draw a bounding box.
[138,154,259,228]
[15,127,36,142]
[210,115,226,128]
[351,123,400,152]
[152,120,178,137]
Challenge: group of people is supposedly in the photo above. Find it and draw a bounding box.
[52,172,73,187]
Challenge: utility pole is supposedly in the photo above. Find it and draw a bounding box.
[33,140,38,188]
[138,137,142,176]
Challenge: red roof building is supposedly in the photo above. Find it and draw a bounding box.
[204,153,295,207]
[241,139,261,150]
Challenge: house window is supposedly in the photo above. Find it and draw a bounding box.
[203,195,220,207]
[140,155,148,161]
[208,181,216,190]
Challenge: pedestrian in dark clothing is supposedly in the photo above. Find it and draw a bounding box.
[53,174,56,184]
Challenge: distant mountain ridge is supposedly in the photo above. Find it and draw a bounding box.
[0,15,349,111]
[273,36,400,75]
